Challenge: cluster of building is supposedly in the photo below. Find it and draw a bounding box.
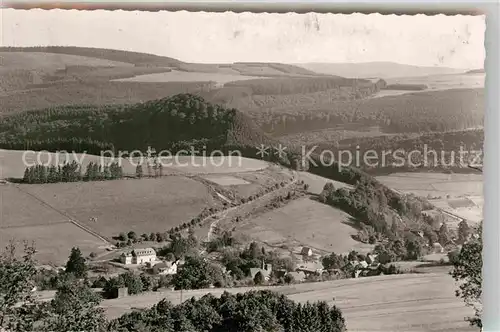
[119,247,183,275]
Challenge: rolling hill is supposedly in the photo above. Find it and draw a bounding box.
[296,61,466,79]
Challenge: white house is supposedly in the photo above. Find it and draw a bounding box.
[120,253,133,265]
[300,247,313,257]
[152,261,178,275]
[133,248,157,264]
[120,248,157,265]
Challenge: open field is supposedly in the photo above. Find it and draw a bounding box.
[0,184,109,264]
[113,69,272,84]
[298,171,352,195]
[99,271,474,332]
[377,172,483,226]
[230,196,373,255]
[0,150,270,179]
[17,176,215,238]
[224,166,295,199]
[201,175,251,186]
[0,222,107,265]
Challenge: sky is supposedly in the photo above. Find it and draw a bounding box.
[1,9,486,68]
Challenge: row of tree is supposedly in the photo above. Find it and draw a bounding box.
[22,161,124,184]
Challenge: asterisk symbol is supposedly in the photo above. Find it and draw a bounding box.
[256,144,270,158]
[274,144,288,158]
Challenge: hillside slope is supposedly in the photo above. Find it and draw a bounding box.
[298,61,465,79]
[0,46,182,67]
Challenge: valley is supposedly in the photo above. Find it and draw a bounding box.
[0,45,484,332]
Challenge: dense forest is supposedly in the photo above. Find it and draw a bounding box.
[256,88,483,136]
[311,129,484,174]
[225,77,377,96]
[0,94,259,155]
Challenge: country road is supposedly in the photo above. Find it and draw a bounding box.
[204,168,299,242]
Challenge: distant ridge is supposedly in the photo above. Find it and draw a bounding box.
[0,46,183,67]
[295,61,466,79]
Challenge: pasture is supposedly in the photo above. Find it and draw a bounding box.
[298,171,352,195]
[201,175,251,186]
[113,70,271,84]
[231,196,373,255]
[0,184,108,264]
[18,176,215,238]
[227,166,294,198]
[100,272,474,332]
[376,172,483,226]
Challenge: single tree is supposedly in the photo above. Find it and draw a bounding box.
[0,242,43,332]
[118,232,128,242]
[450,223,482,329]
[438,222,452,246]
[253,271,265,285]
[65,247,87,279]
[44,279,106,332]
[458,220,471,244]
[284,273,295,285]
[127,231,138,242]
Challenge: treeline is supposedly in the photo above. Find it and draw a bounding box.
[22,161,123,184]
[384,84,427,91]
[259,88,484,136]
[109,290,346,332]
[225,76,377,96]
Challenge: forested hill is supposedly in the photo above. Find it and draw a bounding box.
[0,94,276,155]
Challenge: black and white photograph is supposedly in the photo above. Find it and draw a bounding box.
[0,6,487,332]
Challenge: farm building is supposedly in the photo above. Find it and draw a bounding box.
[120,253,133,265]
[366,254,379,265]
[120,248,157,265]
[366,78,387,91]
[152,260,179,275]
[296,261,324,276]
[250,262,273,281]
[300,247,313,257]
[432,242,445,253]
